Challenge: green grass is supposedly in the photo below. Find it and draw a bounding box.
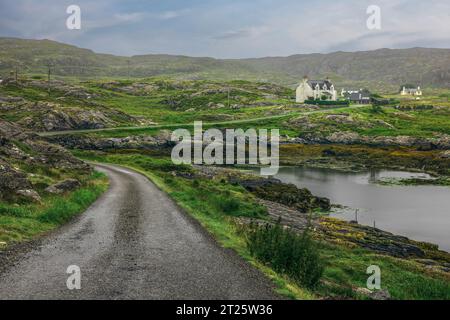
[75,150,450,300]
[0,171,108,246]
[318,243,450,300]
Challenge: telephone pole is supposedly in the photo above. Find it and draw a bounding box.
[46,62,54,94]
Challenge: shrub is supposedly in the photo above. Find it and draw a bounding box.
[246,221,323,288]
[370,104,384,113]
[216,196,240,214]
[304,100,350,106]
[209,193,266,218]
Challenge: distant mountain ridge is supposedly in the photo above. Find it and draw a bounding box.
[1,37,450,91]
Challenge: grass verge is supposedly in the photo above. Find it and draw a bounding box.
[0,171,108,247]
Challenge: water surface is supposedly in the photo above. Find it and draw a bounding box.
[253,167,450,251]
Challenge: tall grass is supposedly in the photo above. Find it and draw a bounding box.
[246,221,324,289]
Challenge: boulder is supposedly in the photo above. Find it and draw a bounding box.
[16,189,42,203]
[45,179,81,194]
[0,161,32,194]
[355,288,391,300]
[370,289,391,300]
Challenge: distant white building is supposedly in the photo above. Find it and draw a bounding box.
[341,88,361,97]
[401,86,422,96]
[296,77,337,103]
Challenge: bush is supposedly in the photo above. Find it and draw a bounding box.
[216,196,240,214]
[304,100,350,106]
[246,222,323,288]
[370,104,384,113]
[209,193,266,218]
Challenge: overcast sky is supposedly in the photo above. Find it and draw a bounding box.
[1,0,449,58]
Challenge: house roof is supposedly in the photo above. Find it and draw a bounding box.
[349,92,370,101]
[308,80,333,90]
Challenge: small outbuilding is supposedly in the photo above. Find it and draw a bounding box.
[349,92,371,104]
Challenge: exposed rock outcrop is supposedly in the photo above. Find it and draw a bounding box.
[0,119,90,201]
[1,100,141,132]
[236,178,331,212]
[289,132,450,150]
[16,189,42,203]
[0,160,32,198]
[0,88,152,132]
[45,130,174,151]
[45,179,81,194]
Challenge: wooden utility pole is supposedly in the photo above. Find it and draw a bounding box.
[127,60,131,79]
[46,63,53,94]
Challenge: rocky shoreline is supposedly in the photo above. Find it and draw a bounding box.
[190,165,450,275]
[287,131,450,151]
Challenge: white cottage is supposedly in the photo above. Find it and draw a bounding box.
[401,86,422,96]
[296,77,337,103]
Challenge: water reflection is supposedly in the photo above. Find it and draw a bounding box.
[252,167,450,251]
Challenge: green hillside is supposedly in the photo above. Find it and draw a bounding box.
[2,38,450,92]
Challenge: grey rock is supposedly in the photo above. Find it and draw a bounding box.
[0,161,32,194]
[370,289,391,300]
[354,288,391,300]
[16,189,41,203]
[45,179,81,194]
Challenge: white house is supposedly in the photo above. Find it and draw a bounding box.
[401,86,422,96]
[296,77,337,103]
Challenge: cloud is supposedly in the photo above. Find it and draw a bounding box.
[215,29,250,40]
[158,10,189,20]
[0,0,449,58]
[113,12,145,23]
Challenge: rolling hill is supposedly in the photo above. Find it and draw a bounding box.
[1,37,450,91]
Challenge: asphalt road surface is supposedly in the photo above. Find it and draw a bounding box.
[0,164,280,300]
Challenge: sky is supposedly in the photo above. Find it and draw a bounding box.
[1,0,450,58]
